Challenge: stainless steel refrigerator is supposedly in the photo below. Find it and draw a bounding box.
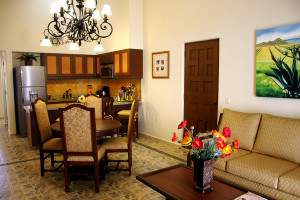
[13,66,46,136]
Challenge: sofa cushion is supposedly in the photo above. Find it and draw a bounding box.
[227,153,297,189]
[214,149,251,171]
[253,114,300,164]
[219,108,261,151]
[278,167,300,197]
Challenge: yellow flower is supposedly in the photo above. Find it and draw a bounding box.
[78,95,86,103]
[222,144,232,156]
[181,135,192,146]
[214,132,227,143]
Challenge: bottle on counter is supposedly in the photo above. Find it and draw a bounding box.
[87,85,93,96]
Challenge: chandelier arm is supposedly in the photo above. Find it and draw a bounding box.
[54,19,67,36]
[42,0,112,47]
[97,21,113,38]
[64,10,75,20]
[70,0,78,19]
[85,20,100,41]
[45,21,64,38]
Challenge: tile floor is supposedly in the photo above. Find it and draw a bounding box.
[0,127,187,200]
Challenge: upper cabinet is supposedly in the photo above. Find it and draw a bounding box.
[99,49,143,78]
[41,54,97,79]
[74,55,84,75]
[60,55,72,75]
[41,48,143,80]
[44,55,58,76]
[86,56,96,75]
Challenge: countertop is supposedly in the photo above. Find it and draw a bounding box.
[24,100,133,112]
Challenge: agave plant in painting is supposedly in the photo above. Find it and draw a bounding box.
[265,46,300,98]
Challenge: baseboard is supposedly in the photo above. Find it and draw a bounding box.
[139,131,181,146]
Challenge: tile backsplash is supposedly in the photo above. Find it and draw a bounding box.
[47,79,141,99]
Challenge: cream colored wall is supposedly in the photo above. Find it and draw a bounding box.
[0,0,130,134]
[0,0,129,54]
[129,0,143,49]
[140,0,300,142]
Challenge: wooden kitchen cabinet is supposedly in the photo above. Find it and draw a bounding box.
[42,54,59,77]
[74,55,85,75]
[41,53,98,79]
[113,49,143,78]
[60,54,72,75]
[96,56,101,76]
[86,56,96,75]
[41,49,143,80]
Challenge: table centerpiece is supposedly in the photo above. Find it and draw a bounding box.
[171,120,239,193]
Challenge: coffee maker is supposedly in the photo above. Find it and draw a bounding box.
[96,86,110,97]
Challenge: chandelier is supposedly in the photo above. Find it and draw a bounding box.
[40,0,113,51]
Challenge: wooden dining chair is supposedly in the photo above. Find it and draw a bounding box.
[102,97,115,119]
[86,95,103,120]
[32,98,63,176]
[60,104,105,193]
[102,100,139,176]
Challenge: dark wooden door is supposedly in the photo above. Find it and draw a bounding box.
[184,39,219,132]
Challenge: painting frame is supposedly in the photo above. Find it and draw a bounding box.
[255,22,300,99]
[152,51,170,79]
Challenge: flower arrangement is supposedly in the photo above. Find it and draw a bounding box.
[171,120,239,160]
[77,95,86,103]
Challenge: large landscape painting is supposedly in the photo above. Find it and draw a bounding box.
[256,23,300,98]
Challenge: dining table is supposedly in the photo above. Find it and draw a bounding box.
[51,119,122,137]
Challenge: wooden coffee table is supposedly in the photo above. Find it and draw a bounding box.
[136,164,245,200]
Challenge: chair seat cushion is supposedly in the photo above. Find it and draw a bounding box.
[227,153,297,189]
[117,110,130,116]
[43,138,63,151]
[278,167,300,197]
[67,146,105,162]
[214,149,250,171]
[102,137,128,150]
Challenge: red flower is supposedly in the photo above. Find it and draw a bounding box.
[222,126,231,138]
[232,139,240,149]
[192,137,203,149]
[216,137,226,149]
[171,132,178,142]
[178,120,188,129]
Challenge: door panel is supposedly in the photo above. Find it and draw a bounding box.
[114,53,120,74]
[122,52,129,73]
[61,55,71,74]
[75,56,83,74]
[184,39,219,132]
[46,55,57,75]
[86,56,95,74]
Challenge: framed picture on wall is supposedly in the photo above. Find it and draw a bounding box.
[152,51,169,78]
[255,22,300,99]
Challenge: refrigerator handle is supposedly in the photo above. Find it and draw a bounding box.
[21,87,24,104]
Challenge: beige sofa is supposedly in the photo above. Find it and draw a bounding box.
[214,108,300,200]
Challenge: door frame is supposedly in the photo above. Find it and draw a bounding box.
[0,51,8,127]
[181,38,220,126]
